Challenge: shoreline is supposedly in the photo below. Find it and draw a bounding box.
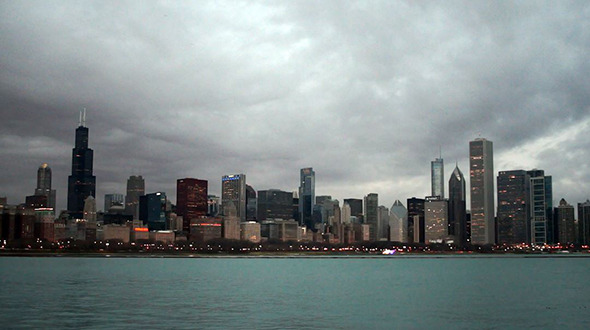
[1,250,589,259]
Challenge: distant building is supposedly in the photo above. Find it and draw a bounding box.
[34,163,56,212]
[100,224,130,243]
[407,197,425,243]
[389,200,407,243]
[67,110,96,219]
[125,175,145,220]
[104,193,124,212]
[246,185,257,221]
[431,157,444,198]
[83,196,97,223]
[424,196,448,243]
[554,198,575,244]
[578,200,590,245]
[176,178,208,233]
[364,193,379,241]
[25,195,48,209]
[257,189,293,221]
[207,195,220,217]
[448,165,466,245]
[299,168,315,229]
[469,138,495,245]
[1,205,35,242]
[527,169,553,245]
[221,174,246,222]
[497,170,530,244]
[341,202,352,224]
[378,205,389,240]
[139,192,167,231]
[344,198,363,222]
[241,221,261,243]
[189,218,222,242]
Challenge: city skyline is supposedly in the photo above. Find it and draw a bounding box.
[1,2,589,213]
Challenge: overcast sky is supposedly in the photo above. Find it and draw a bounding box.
[1,0,589,213]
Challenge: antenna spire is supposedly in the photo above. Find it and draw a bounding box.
[82,108,87,127]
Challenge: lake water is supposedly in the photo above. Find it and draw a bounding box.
[0,255,589,329]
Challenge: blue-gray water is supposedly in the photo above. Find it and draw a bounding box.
[1,255,589,329]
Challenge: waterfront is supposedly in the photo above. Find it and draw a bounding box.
[1,256,589,329]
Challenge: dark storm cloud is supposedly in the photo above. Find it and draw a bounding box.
[1,0,589,211]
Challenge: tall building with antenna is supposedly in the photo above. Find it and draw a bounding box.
[67,109,96,219]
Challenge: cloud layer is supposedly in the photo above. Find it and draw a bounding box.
[1,1,589,212]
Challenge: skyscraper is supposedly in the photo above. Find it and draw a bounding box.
[67,110,96,219]
[378,205,389,240]
[364,193,379,241]
[139,192,167,231]
[257,189,295,221]
[407,197,425,243]
[554,198,575,244]
[431,157,444,198]
[341,202,351,224]
[448,165,466,245]
[34,163,56,211]
[527,169,552,245]
[246,185,257,221]
[424,196,448,243]
[578,200,590,245]
[221,174,246,222]
[177,178,208,233]
[299,168,315,229]
[343,198,363,222]
[125,175,145,219]
[389,200,408,243]
[469,138,494,245]
[497,170,530,244]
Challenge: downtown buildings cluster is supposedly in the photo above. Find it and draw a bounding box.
[1,113,590,250]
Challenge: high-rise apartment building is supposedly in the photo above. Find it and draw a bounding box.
[431,157,444,198]
[67,110,96,219]
[299,168,315,228]
[364,193,379,241]
[469,138,495,245]
[125,175,145,219]
[554,198,575,244]
[177,178,208,233]
[448,165,466,245]
[497,170,530,244]
[221,174,246,222]
[34,163,56,211]
[527,170,552,245]
[577,200,590,245]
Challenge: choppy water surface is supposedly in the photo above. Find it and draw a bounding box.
[1,255,589,329]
